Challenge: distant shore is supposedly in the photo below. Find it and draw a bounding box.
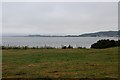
[2,30,120,37]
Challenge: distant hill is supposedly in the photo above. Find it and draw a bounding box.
[27,31,119,37]
[79,31,120,37]
[9,30,120,37]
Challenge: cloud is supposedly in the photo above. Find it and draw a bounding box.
[2,2,118,35]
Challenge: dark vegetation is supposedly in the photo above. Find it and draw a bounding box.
[61,45,73,49]
[1,45,83,49]
[91,39,120,49]
[1,39,119,50]
[1,45,55,50]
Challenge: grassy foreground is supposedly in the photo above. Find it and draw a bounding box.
[2,47,118,78]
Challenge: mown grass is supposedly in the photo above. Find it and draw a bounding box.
[2,47,118,78]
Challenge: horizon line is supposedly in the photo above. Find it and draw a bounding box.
[2,30,119,37]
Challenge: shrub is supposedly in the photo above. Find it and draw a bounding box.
[2,46,7,50]
[24,46,28,49]
[68,45,73,49]
[62,45,67,49]
[91,39,120,49]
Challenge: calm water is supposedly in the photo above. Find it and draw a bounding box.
[1,37,118,48]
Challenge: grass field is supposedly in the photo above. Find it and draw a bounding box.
[2,47,118,78]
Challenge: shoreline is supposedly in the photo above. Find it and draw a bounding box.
[1,45,87,49]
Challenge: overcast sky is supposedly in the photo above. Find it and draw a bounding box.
[2,2,118,35]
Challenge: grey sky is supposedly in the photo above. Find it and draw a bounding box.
[2,2,118,35]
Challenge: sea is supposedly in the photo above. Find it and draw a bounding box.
[1,37,118,48]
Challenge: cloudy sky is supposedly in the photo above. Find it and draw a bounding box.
[2,2,118,35]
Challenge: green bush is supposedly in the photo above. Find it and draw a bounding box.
[91,39,120,49]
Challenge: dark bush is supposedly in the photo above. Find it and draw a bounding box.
[2,46,7,50]
[91,39,120,49]
[68,45,73,49]
[62,46,67,49]
[24,46,28,49]
[32,47,36,49]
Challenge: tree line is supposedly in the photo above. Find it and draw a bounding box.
[1,39,119,49]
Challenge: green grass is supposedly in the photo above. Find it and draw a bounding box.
[2,47,118,78]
